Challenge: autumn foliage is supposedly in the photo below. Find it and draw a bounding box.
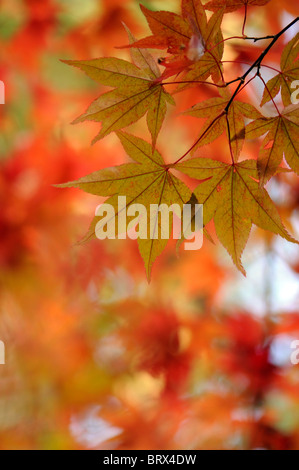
[1,0,299,451]
[61,0,299,279]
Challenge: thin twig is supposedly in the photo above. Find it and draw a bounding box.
[225,16,299,113]
[173,16,299,165]
[242,3,248,36]
[173,112,226,165]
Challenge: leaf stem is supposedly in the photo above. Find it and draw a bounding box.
[258,72,281,115]
[161,80,226,88]
[242,3,248,36]
[225,115,235,165]
[222,60,281,74]
[173,112,226,165]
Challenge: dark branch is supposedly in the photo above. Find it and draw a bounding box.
[224,16,299,113]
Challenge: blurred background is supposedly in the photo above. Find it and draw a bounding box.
[1,0,299,450]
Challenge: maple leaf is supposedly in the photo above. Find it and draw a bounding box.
[123,2,224,83]
[58,132,192,281]
[183,97,262,160]
[178,1,225,85]
[62,33,174,148]
[176,158,297,275]
[246,104,299,185]
[260,32,299,107]
[205,0,272,13]
[129,4,192,52]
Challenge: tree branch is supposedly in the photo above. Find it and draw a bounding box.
[224,16,299,113]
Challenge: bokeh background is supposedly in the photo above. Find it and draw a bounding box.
[1,0,299,450]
